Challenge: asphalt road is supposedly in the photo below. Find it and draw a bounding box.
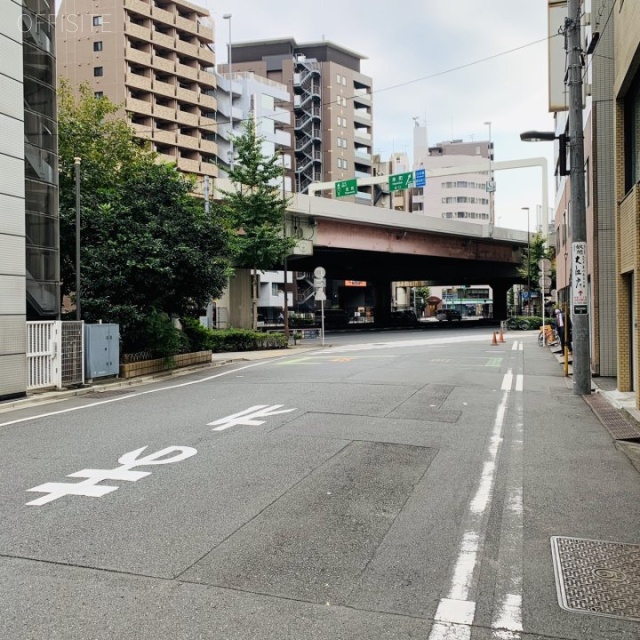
[1,328,639,639]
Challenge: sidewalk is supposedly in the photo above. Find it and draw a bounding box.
[543,337,640,474]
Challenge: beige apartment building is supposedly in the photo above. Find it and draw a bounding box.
[56,0,218,182]
[226,38,373,198]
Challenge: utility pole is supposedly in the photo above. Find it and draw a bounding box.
[74,157,81,321]
[566,0,591,395]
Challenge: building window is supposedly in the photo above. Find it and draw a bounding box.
[92,15,103,26]
[93,41,103,52]
[94,66,103,76]
[271,283,280,296]
[94,91,104,98]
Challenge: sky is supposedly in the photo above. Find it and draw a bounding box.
[55,0,558,231]
[204,0,557,231]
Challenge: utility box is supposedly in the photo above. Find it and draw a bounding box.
[84,324,119,381]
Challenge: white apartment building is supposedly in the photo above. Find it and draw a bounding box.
[412,124,491,223]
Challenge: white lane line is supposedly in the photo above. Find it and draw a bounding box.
[0,361,274,429]
[329,334,499,354]
[501,370,513,391]
[428,388,510,639]
[511,342,519,351]
[515,375,524,392]
[491,391,524,638]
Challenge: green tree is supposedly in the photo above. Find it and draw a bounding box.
[58,81,229,351]
[220,119,296,329]
[518,234,553,314]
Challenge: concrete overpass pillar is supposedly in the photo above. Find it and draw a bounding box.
[372,280,393,325]
[491,282,510,322]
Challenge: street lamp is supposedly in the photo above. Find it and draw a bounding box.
[522,207,531,315]
[223,13,233,168]
[519,0,590,395]
[74,157,81,320]
[484,121,495,226]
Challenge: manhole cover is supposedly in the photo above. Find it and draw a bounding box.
[551,536,640,621]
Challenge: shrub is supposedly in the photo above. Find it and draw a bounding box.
[144,310,189,359]
[182,319,287,352]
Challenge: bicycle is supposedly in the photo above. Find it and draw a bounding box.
[538,323,559,347]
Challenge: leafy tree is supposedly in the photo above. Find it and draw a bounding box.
[58,81,229,351]
[518,234,554,314]
[219,119,296,329]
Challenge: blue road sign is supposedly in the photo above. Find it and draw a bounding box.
[415,168,426,188]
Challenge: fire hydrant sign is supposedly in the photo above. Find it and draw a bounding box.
[571,241,588,315]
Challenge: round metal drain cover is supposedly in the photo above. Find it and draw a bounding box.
[551,536,640,621]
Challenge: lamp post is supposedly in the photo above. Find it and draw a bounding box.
[522,207,531,315]
[74,157,81,320]
[484,121,495,226]
[519,0,590,395]
[223,13,233,168]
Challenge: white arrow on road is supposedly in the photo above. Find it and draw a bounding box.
[208,405,296,431]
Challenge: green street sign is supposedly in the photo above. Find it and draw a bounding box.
[335,178,357,198]
[389,171,414,192]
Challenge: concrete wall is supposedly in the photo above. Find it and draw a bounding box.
[0,0,27,399]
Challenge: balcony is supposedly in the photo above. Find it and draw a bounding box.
[125,21,152,42]
[199,92,216,111]
[126,71,152,92]
[151,5,175,27]
[176,61,197,81]
[152,54,174,74]
[152,78,175,99]
[198,68,216,87]
[175,14,198,36]
[354,108,371,122]
[200,113,216,128]
[354,129,371,142]
[353,89,372,105]
[130,122,151,138]
[196,44,214,65]
[200,138,217,155]
[124,0,150,17]
[125,96,153,116]
[177,133,199,150]
[177,156,201,173]
[152,30,174,49]
[177,86,199,104]
[125,47,151,66]
[198,22,213,41]
[153,128,176,145]
[177,110,199,127]
[200,161,217,177]
[153,102,175,120]
[175,38,198,59]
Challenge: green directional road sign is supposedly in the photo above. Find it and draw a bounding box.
[389,171,414,192]
[335,178,357,198]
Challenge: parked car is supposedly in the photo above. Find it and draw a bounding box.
[390,310,420,326]
[315,308,350,328]
[436,308,462,322]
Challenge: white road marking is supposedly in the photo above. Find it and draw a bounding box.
[511,342,518,351]
[515,375,524,392]
[0,361,274,429]
[26,445,197,506]
[428,387,510,640]
[501,370,513,391]
[208,405,296,431]
[491,391,524,638]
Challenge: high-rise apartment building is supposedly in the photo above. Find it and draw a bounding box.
[56,0,219,183]
[1,0,60,400]
[412,125,491,223]
[226,38,374,198]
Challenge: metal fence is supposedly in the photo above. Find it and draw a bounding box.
[26,321,84,390]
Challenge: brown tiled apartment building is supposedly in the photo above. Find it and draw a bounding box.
[56,0,219,182]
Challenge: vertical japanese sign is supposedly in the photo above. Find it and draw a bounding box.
[571,241,588,315]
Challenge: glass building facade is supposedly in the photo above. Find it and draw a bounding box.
[22,0,60,317]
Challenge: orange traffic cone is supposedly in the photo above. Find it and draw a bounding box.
[491,331,498,346]
[499,328,505,343]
